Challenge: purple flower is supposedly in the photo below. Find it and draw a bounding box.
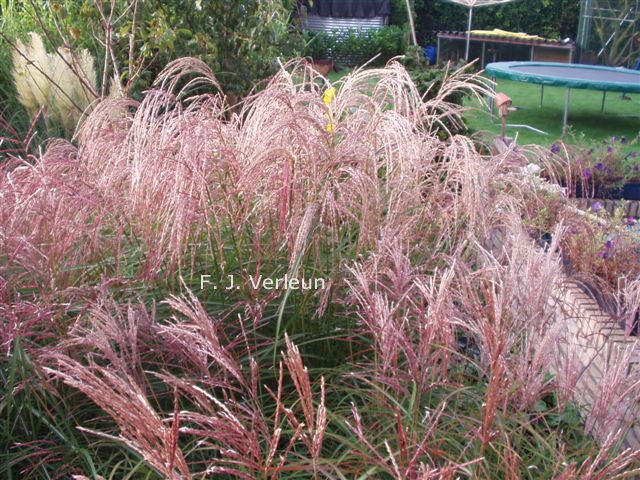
[624,217,636,226]
[607,146,613,153]
[592,201,602,212]
[604,239,614,249]
[630,151,637,158]
[550,144,561,154]
[621,136,627,144]
[583,169,592,179]
[595,162,604,170]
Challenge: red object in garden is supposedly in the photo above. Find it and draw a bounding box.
[304,58,335,77]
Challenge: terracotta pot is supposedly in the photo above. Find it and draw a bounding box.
[305,59,334,77]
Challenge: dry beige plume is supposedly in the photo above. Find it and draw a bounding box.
[11,32,98,133]
[12,32,51,119]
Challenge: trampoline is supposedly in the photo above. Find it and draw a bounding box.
[485,61,640,134]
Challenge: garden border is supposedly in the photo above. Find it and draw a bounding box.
[553,278,640,450]
[483,169,640,449]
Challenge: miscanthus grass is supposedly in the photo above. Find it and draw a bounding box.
[1,58,639,478]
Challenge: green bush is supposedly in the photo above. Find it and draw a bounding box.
[303,26,405,66]
[303,31,339,61]
[372,24,406,61]
[135,0,303,98]
[1,1,303,101]
[0,0,304,150]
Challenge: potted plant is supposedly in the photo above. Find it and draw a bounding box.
[558,203,640,334]
[622,151,640,200]
[302,31,337,76]
[519,168,567,248]
[545,136,640,201]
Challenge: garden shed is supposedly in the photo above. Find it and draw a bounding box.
[300,0,396,65]
[300,0,392,33]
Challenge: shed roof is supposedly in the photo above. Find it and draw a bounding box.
[301,0,391,18]
[439,0,519,7]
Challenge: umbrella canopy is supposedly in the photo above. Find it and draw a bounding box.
[441,0,517,5]
[440,0,522,60]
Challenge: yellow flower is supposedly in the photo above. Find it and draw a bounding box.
[323,86,336,106]
[325,118,333,133]
[323,86,336,133]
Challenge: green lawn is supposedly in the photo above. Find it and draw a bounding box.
[464,78,640,148]
[328,67,639,150]
[327,66,353,84]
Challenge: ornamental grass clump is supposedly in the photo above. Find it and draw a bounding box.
[2,58,640,478]
[11,32,98,134]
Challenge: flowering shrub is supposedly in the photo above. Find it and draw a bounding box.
[562,207,639,281]
[552,202,640,330]
[545,135,640,197]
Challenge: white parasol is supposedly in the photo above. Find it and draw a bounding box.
[440,0,522,60]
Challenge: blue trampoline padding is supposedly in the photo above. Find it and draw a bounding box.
[485,62,640,93]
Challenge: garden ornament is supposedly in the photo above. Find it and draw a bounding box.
[494,92,516,138]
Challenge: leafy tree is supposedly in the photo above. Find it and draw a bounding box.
[1,0,302,101]
[130,0,302,98]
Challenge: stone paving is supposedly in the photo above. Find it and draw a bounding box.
[553,279,640,450]
[484,223,640,449]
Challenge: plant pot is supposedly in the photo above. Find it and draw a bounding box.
[573,183,626,200]
[602,176,626,199]
[306,59,335,77]
[604,186,624,200]
[622,182,640,201]
[572,181,600,199]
